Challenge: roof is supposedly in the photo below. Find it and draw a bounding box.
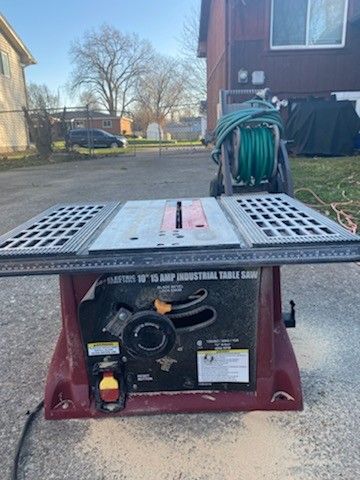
[53,110,133,121]
[0,13,36,65]
[198,0,212,58]
[62,110,113,119]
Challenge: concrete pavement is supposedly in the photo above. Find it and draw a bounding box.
[0,151,359,479]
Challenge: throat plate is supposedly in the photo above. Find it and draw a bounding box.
[89,198,241,252]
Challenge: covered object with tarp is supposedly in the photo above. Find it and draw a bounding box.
[286,100,360,156]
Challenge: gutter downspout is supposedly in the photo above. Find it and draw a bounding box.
[21,64,31,148]
[225,0,232,90]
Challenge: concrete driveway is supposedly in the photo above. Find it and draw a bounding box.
[0,152,359,480]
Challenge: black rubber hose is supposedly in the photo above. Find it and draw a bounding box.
[11,400,44,480]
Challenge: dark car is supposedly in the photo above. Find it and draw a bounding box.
[65,129,128,149]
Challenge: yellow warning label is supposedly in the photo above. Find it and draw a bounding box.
[199,349,248,355]
[87,342,120,357]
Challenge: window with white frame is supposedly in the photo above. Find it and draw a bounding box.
[271,0,348,49]
[0,51,10,77]
[102,119,112,128]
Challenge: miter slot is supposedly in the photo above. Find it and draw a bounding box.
[221,194,358,247]
[0,203,119,257]
[176,201,183,229]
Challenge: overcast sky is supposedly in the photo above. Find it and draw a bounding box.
[2,0,198,103]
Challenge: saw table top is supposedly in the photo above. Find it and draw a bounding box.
[0,194,358,276]
[89,198,242,252]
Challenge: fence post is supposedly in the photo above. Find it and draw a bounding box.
[86,105,92,157]
[158,123,162,157]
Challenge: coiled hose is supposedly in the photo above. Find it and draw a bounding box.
[211,100,284,186]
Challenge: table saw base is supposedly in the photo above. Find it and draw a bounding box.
[44,267,302,419]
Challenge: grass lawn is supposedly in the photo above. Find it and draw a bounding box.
[52,139,202,151]
[291,156,360,231]
[52,140,130,156]
[128,139,202,148]
[0,142,132,171]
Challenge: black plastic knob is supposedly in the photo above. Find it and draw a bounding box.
[122,311,176,359]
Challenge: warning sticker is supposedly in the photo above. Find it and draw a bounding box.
[87,342,120,357]
[197,349,249,383]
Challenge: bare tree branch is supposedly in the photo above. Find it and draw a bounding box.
[178,5,207,102]
[69,24,153,116]
[136,55,189,127]
[27,83,60,111]
[78,90,101,110]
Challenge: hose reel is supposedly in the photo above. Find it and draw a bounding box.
[229,123,280,185]
[210,98,292,196]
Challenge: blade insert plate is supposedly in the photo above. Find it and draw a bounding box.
[89,198,241,252]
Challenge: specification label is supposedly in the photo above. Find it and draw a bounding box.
[197,349,249,383]
[87,342,120,357]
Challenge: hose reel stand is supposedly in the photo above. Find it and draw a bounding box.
[210,92,293,198]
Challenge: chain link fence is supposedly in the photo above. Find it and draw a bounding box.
[0,103,210,159]
[134,103,209,157]
[0,106,136,158]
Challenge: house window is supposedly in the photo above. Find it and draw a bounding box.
[271,0,349,49]
[102,119,112,128]
[0,51,10,77]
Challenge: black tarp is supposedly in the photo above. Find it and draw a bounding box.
[286,100,360,156]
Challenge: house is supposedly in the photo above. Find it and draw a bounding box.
[53,110,133,139]
[165,116,207,141]
[0,14,36,153]
[198,0,360,131]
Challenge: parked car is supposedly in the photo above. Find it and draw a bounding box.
[65,129,128,149]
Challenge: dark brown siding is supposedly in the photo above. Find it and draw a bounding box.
[203,0,360,132]
[229,0,360,98]
[230,0,265,41]
[206,0,228,130]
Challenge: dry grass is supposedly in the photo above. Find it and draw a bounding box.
[291,156,360,231]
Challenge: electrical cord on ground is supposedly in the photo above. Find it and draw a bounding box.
[11,400,44,480]
[211,99,284,186]
[295,187,359,234]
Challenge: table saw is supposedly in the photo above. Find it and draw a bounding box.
[0,193,359,419]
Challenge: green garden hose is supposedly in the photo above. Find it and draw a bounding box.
[212,100,284,186]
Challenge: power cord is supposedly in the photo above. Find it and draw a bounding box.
[11,400,44,480]
[295,187,359,234]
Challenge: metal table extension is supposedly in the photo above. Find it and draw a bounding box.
[0,194,358,277]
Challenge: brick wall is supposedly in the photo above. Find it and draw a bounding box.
[120,117,133,135]
[95,117,133,136]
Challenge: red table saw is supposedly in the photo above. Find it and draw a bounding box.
[0,193,359,419]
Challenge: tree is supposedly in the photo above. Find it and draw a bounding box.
[178,6,207,102]
[78,90,101,110]
[27,83,60,111]
[23,107,53,159]
[136,55,189,128]
[69,24,153,116]
[24,83,58,159]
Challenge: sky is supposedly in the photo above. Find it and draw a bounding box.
[1,0,198,104]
